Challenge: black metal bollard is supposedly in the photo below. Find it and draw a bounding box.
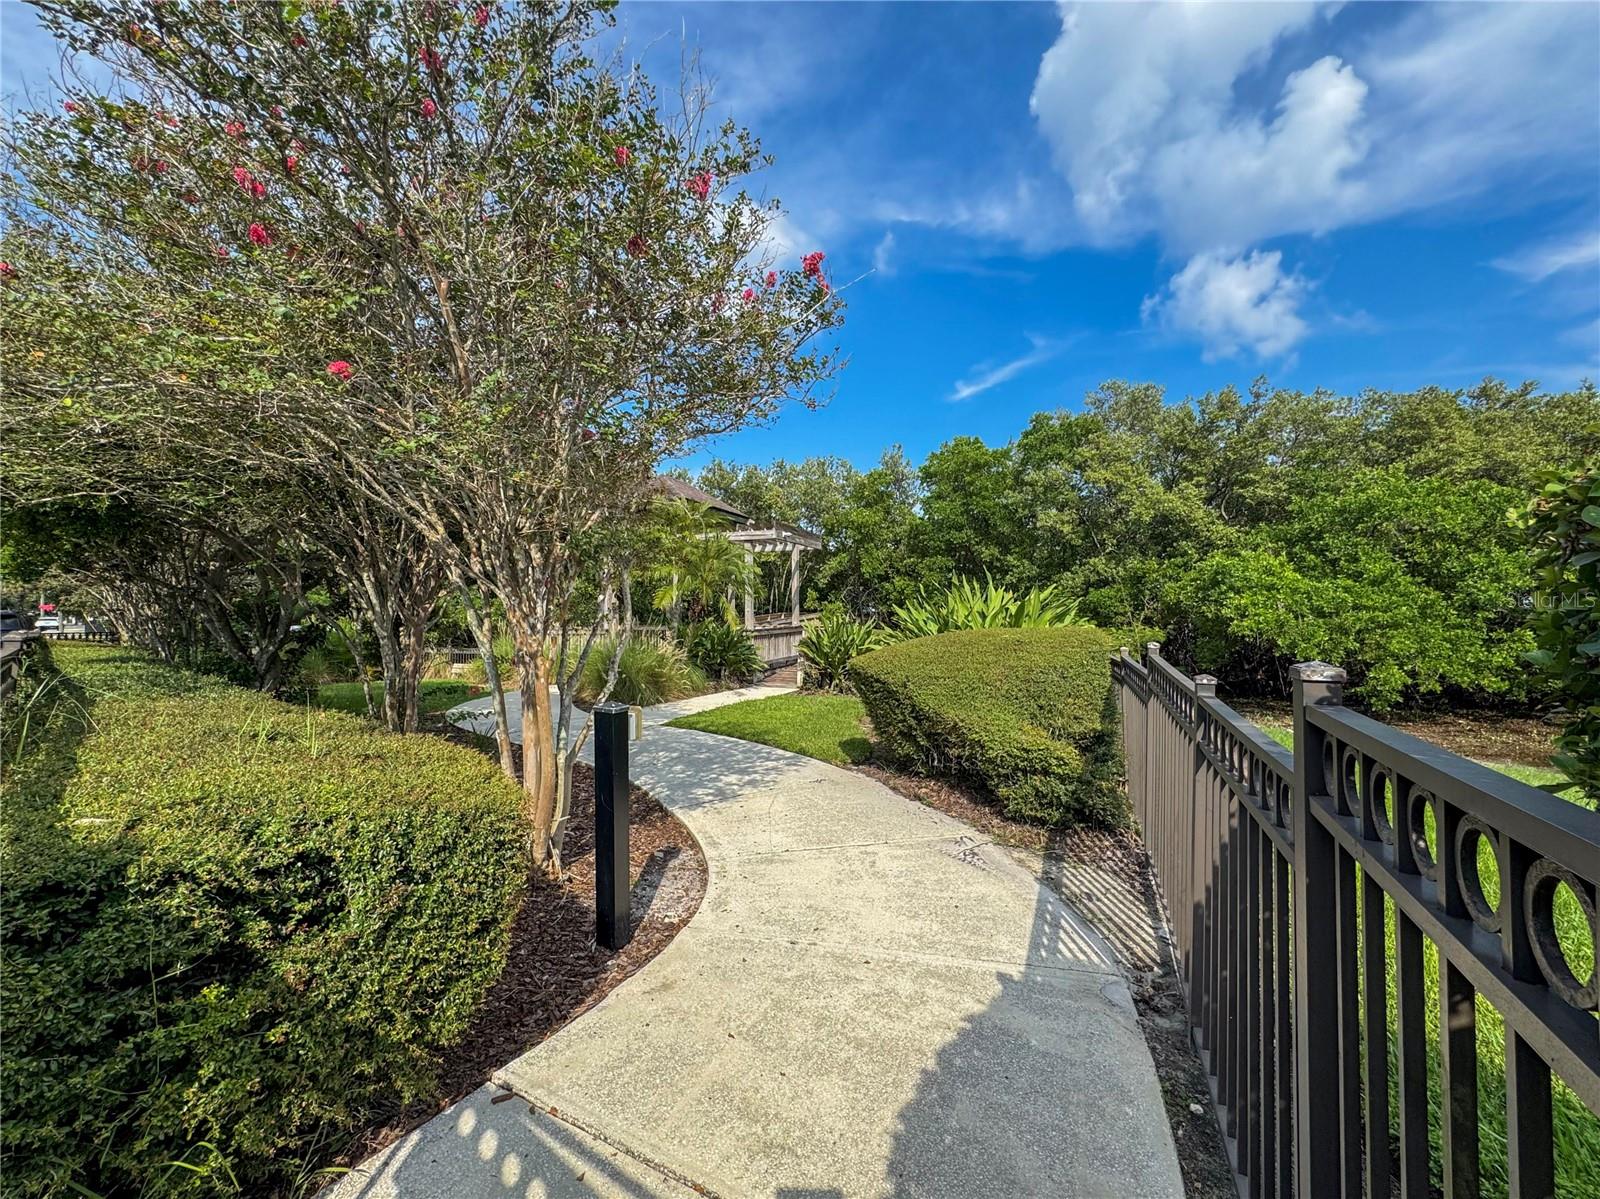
[593,702,631,950]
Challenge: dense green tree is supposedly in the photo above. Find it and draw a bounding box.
[1520,460,1600,801]
[699,377,1598,708]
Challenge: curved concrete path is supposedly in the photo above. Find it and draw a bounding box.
[328,688,1181,1199]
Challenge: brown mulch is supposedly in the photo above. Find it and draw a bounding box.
[856,761,1240,1199]
[1230,698,1559,766]
[331,717,707,1172]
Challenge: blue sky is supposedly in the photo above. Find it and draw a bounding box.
[6,1,1598,470]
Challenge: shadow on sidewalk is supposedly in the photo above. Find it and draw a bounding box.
[878,831,1181,1199]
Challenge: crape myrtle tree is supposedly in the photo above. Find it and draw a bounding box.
[0,206,437,713]
[18,0,844,866]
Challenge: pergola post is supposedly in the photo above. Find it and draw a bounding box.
[789,543,802,624]
[743,548,756,629]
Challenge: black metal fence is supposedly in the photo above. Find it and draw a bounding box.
[40,629,120,643]
[1113,643,1598,1199]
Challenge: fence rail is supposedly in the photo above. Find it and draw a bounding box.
[1113,643,1598,1199]
[39,629,120,643]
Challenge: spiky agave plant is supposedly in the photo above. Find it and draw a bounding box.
[889,576,1084,641]
[797,610,884,691]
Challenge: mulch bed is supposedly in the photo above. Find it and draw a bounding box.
[331,718,707,1172]
[856,761,1241,1199]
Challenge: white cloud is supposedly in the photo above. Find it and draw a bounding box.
[871,230,896,276]
[1030,2,1600,255]
[755,211,817,266]
[948,335,1064,402]
[1493,230,1600,283]
[1142,250,1309,361]
[1029,2,1598,356]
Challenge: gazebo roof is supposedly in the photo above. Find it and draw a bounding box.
[650,475,821,551]
[652,475,749,524]
[725,521,823,552]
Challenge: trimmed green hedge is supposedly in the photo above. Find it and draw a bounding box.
[0,646,526,1197]
[851,627,1126,827]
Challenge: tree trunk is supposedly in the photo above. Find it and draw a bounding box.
[327,618,377,719]
[461,590,516,778]
[400,602,429,732]
[374,616,405,731]
[519,648,558,867]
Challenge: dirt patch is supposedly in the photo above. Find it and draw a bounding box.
[332,720,707,1171]
[857,762,1239,1199]
[1230,698,1559,766]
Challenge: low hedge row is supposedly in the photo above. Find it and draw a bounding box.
[0,646,527,1197]
[851,626,1126,827]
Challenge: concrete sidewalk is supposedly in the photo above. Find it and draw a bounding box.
[328,689,1182,1199]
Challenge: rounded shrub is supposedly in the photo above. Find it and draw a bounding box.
[0,646,527,1197]
[851,626,1126,827]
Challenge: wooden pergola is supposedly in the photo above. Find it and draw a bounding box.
[727,521,823,629]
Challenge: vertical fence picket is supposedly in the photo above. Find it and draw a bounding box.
[1109,646,1596,1199]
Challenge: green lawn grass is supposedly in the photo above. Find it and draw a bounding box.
[1241,726,1596,1193]
[665,692,872,766]
[312,679,478,717]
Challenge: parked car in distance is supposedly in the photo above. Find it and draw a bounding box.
[0,610,35,633]
[33,614,61,631]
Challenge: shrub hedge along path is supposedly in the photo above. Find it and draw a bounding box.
[324,685,1183,1197]
[0,645,716,1199]
[0,645,528,1198]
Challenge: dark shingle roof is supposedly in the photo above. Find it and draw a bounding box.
[653,475,749,523]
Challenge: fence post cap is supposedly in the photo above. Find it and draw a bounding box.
[1145,640,1162,654]
[1289,660,1347,683]
[594,700,631,715]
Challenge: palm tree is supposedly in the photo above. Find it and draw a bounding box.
[647,500,755,628]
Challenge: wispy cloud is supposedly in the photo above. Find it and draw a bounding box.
[948,335,1065,402]
[1492,229,1600,282]
[872,230,896,276]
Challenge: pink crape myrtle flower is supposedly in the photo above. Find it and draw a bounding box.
[291,33,307,48]
[225,120,245,138]
[765,270,777,288]
[802,250,824,278]
[285,154,299,172]
[420,97,438,119]
[711,293,725,313]
[614,144,631,166]
[214,246,230,259]
[474,5,491,28]
[152,160,169,174]
[0,262,16,279]
[419,46,442,71]
[63,100,79,113]
[248,223,272,247]
[685,170,712,201]
[626,234,648,258]
[326,360,354,382]
[742,288,755,303]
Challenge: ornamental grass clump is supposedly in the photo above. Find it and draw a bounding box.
[570,632,705,707]
[0,646,526,1198]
